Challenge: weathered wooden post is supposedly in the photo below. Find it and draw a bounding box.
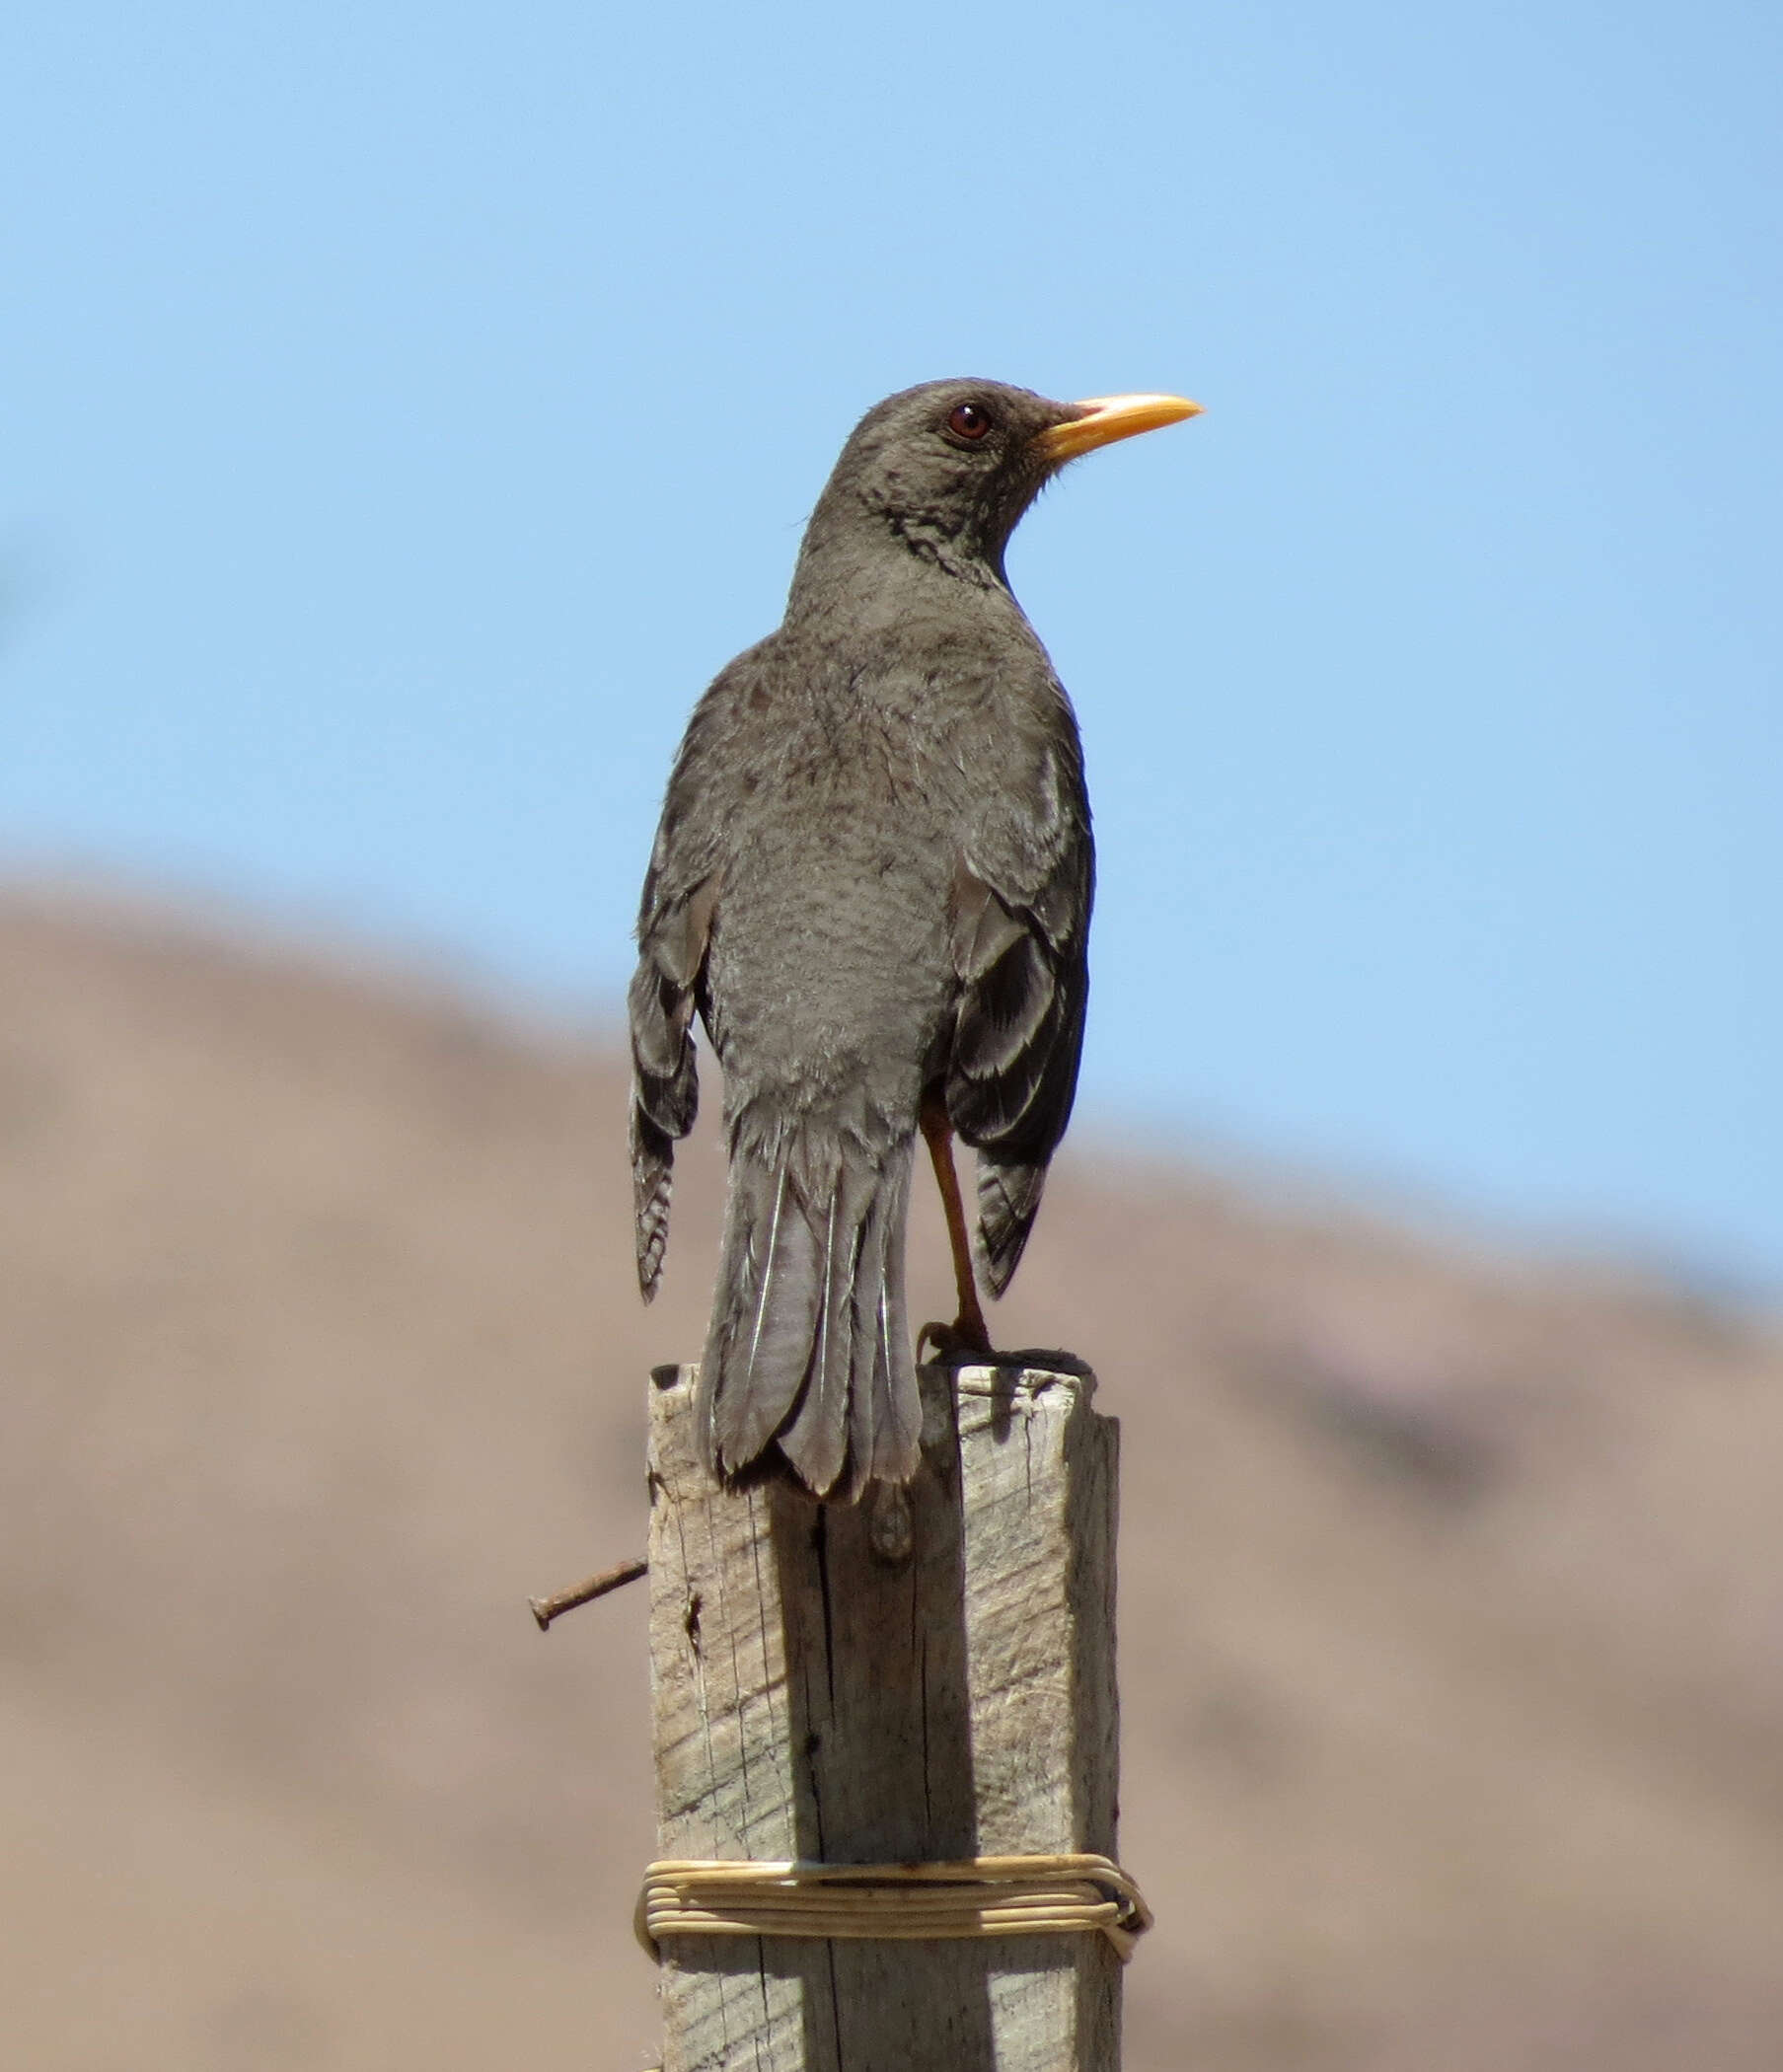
[639,1357,1142,2071]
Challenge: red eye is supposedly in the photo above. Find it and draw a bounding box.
[947,402,992,440]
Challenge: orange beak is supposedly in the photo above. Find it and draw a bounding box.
[1036,393,1204,464]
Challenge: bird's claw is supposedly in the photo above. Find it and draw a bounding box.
[918,1317,998,1366]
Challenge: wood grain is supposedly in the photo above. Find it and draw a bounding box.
[647,1361,1121,2071]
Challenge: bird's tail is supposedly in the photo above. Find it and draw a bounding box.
[696,1125,923,1498]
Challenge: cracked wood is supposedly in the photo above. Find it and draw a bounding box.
[646,1362,1122,2071]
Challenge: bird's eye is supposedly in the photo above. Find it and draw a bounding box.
[946,402,993,441]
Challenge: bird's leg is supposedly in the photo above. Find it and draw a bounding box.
[917,1098,994,1362]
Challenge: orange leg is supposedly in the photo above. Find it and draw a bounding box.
[918,1099,993,1360]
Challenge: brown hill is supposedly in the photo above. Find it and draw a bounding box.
[2,888,1780,2070]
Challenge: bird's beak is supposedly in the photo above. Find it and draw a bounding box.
[1037,393,1203,464]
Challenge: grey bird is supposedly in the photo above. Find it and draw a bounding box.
[628,378,1199,1498]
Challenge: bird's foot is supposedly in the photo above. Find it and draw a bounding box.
[917,1316,998,1367]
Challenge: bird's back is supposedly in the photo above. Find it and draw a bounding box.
[683,578,1079,1148]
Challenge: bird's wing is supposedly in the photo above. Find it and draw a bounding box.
[627,641,770,1299]
[944,712,1093,1295]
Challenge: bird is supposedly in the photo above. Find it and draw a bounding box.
[628,378,1199,1499]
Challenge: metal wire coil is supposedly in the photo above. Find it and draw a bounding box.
[635,1853,1152,1962]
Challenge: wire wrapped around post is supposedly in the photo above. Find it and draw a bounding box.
[635,1853,1153,1962]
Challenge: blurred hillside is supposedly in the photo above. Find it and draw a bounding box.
[2,887,1780,2071]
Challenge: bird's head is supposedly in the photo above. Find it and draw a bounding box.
[793,378,1201,593]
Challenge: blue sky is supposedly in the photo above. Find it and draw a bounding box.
[5,2,1779,1286]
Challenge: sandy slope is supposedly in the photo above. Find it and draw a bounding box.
[3,889,1779,2069]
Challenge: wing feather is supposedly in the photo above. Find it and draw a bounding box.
[943,717,1093,1295]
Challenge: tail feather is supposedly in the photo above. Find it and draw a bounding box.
[703,1163,821,1470]
[780,1168,867,1497]
[846,1156,921,1497]
[698,1129,922,1497]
